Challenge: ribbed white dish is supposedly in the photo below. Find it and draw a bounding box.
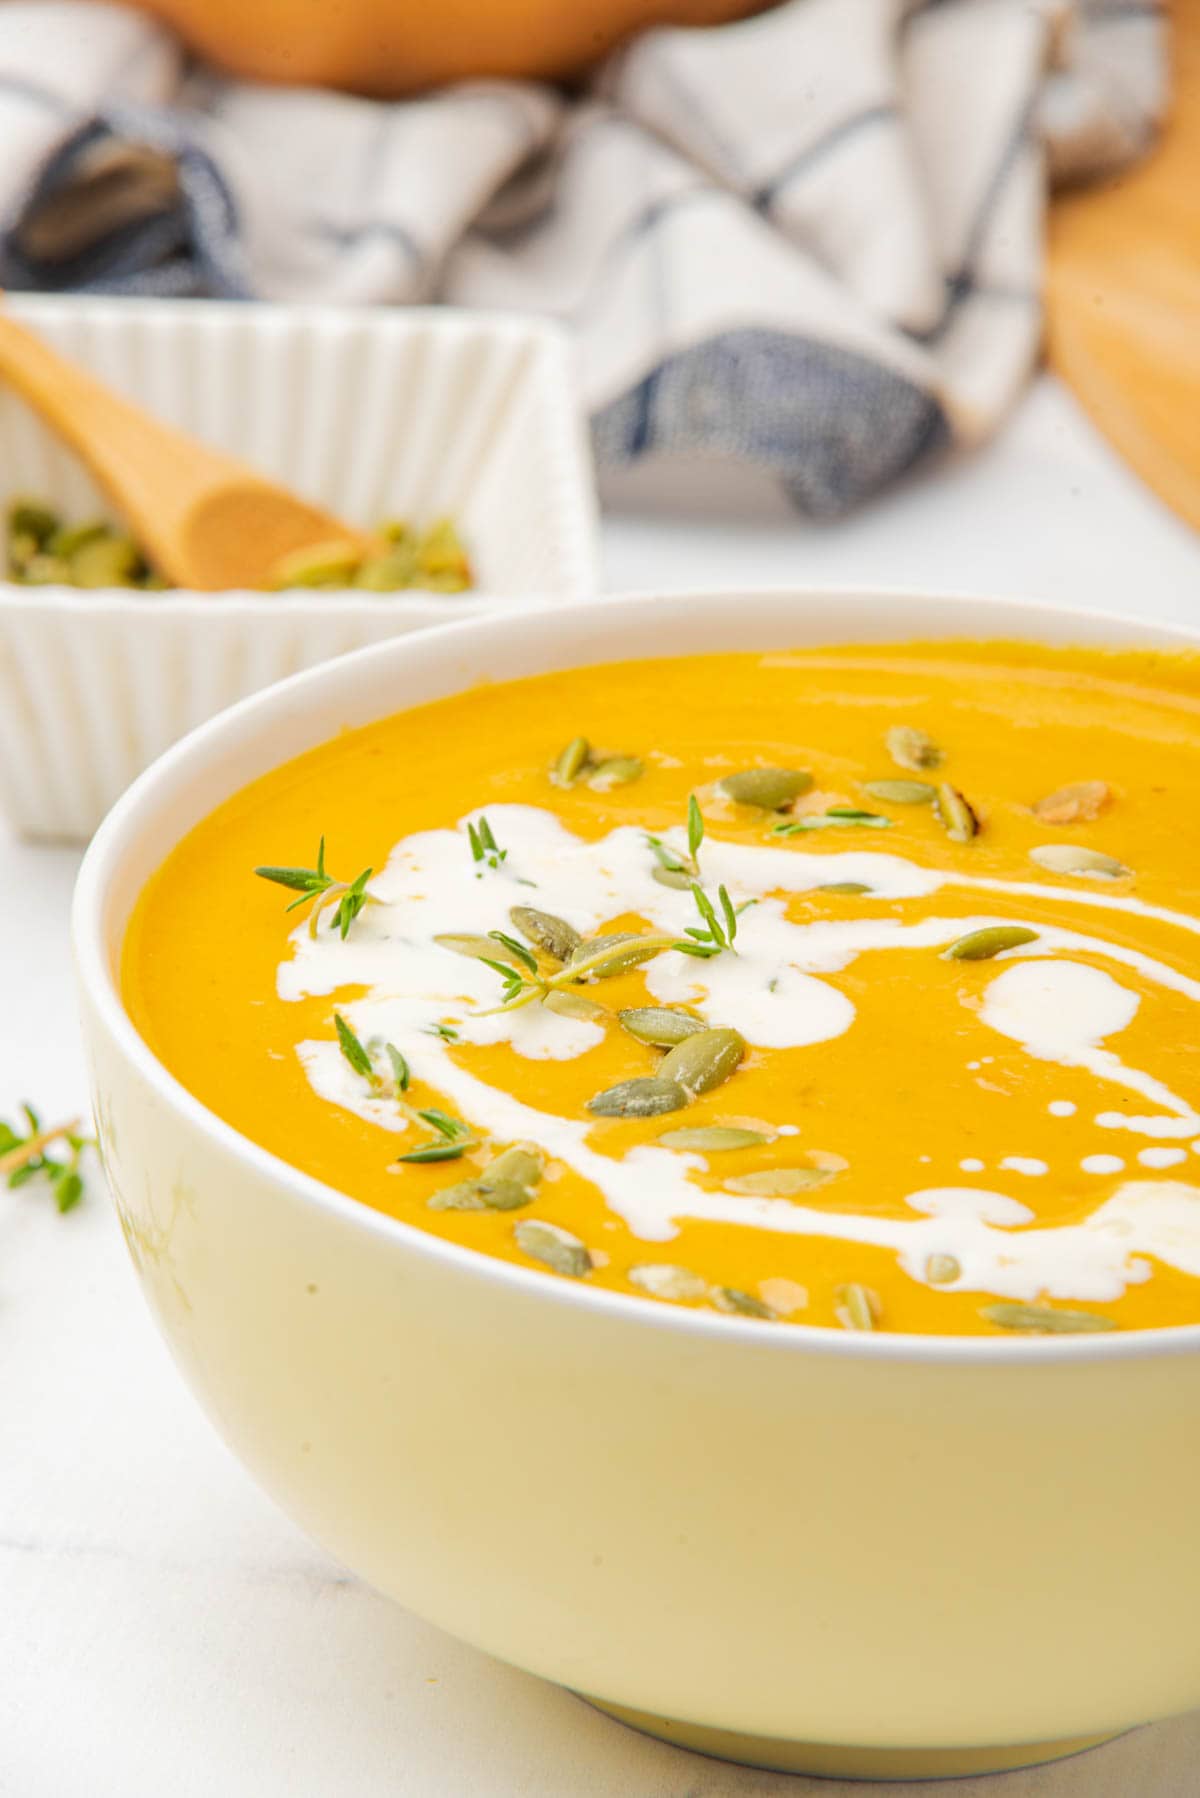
[0,296,601,841]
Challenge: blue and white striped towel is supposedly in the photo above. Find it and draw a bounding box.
[0,0,1167,516]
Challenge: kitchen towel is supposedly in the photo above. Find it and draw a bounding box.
[0,0,1167,516]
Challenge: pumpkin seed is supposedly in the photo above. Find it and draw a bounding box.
[862,778,936,806]
[587,755,644,791]
[934,783,979,843]
[486,1144,544,1189]
[925,1253,961,1285]
[509,905,581,962]
[835,1283,879,1331]
[618,1006,706,1048]
[1034,780,1111,825]
[658,1126,771,1152]
[550,735,591,787]
[47,519,107,559]
[514,1219,592,1278]
[269,538,362,589]
[983,1302,1116,1334]
[725,1167,834,1196]
[18,554,71,585]
[944,925,1038,962]
[587,1076,689,1118]
[818,881,872,896]
[629,1263,709,1301]
[718,767,814,809]
[652,864,694,891]
[435,931,524,964]
[545,988,607,1021]
[658,1027,745,1096]
[712,1286,776,1320]
[569,933,658,979]
[70,532,142,588]
[887,726,943,772]
[433,934,521,963]
[759,1277,808,1315]
[355,544,419,590]
[8,497,58,545]
[428,1176,530,1213]
[1029,844,1130,880]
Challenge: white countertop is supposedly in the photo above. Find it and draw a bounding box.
[5,376,1200,1798]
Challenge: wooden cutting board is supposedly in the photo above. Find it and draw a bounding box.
[1046,10,1200,532]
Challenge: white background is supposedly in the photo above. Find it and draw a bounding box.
[4,377,1200,1797]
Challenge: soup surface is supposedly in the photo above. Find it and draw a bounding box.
[122,642,1200,1336]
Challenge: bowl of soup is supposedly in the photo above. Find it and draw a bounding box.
[73,589,1200,1780]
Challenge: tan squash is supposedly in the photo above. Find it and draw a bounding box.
[111,0,771,95]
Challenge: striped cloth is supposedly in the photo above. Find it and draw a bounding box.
[0,1,1167,517]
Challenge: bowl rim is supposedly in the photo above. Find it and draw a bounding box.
[73,584,1200,1367]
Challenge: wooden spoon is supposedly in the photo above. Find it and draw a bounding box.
[0,308,364,590]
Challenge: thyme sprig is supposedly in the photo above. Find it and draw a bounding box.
[255,837,375,938]
[0,1105,92,1212]
[333,1013,478,1164]
[676,881,743,959]
[647,791,705,883]
[468,815,506,873]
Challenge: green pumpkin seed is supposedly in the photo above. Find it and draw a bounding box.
[587,755,644,791]
[658,1126,771,1152]
[618,1006,706,1047]
[47,518,107,560]
[629,1263,709,1301]
[712,1286,776,1320]
[551,735,591,787]
[509,905,581,962]
[514,1219,592,1278]
[428,1176,530,1212]
[658,1027,745,1096]
[70,532,143,588]
[983,1302,1116,1334]
[486,1144,544,1190]
[887,726,943,772]
[569,933,659,979]
[545,989,607,1022]
[435,932,524,965]
[18,554,71,585]
[8,497,58,545]
[355,544,420,590]
[718,768,814,809]
[652,864,694,891]
[270,539,362,589]
[1028,844,1130,880]
[835,1283,879,1331]
[944,925,1038,962]
[818,881,872,896]
[725,1167,833,1196]
[925,1253,961,1285]
[862,778,936,806]
[587,1077,689,1118]
[935,783,979,843]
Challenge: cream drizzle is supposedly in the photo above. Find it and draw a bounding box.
[276,806,1200,1306]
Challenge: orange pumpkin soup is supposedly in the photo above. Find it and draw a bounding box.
[122,642,1200,1336]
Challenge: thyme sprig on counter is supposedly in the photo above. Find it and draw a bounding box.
[334,1013,478,1164]
[255,838,375,939]
[0,1105,92,1213]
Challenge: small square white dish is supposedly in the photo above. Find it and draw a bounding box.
[0,295,600,841]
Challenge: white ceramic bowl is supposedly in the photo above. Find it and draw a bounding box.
[73,590,1200,1782]
[0,295,600,842]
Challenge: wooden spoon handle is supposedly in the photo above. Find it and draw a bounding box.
[0,310,239,545]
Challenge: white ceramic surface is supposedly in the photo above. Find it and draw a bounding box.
[71,588,1200,1779]
[0,295,600,842]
